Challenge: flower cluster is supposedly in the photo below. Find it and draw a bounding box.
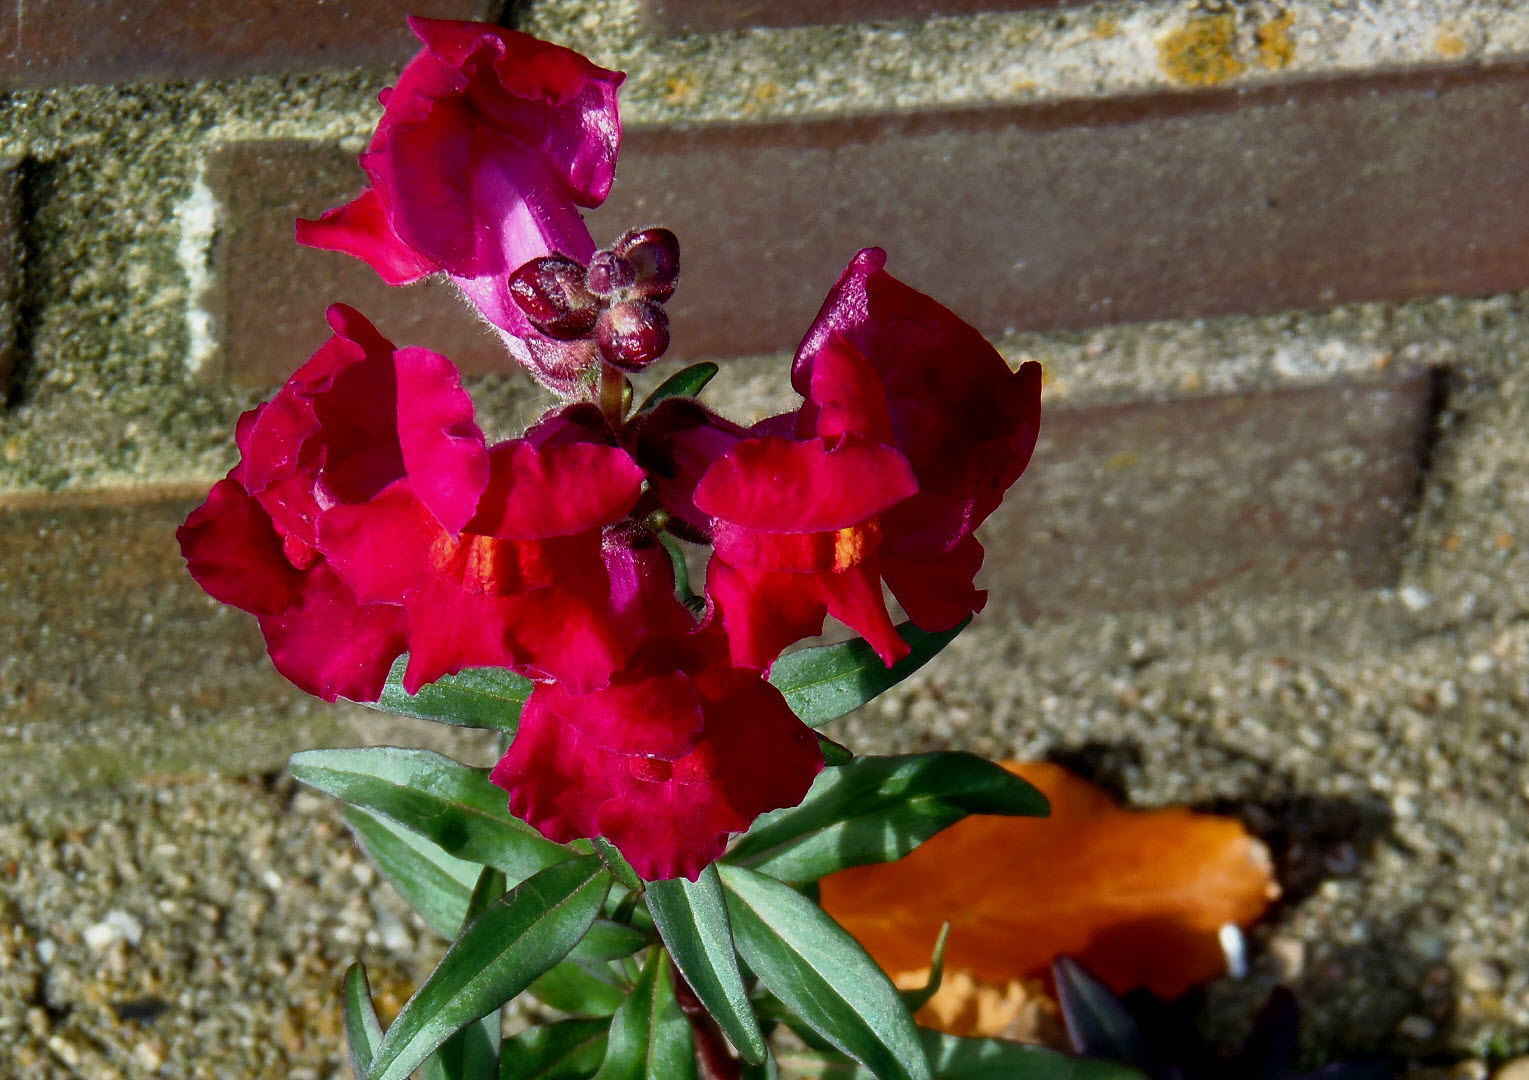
[180,19,1040,880]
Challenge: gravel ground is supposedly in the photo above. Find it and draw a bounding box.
[0,776,445,1079]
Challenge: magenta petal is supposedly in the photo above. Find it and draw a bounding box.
[393,346,489,534]
[694,436,917,534]
[177,478,302,616]
[492,668,822,881]
[595,675,823,880]
[405,18,624,207]
[632,399,747,535]
[540,673,705,759]
[706,560,829,672]
[400,580,530,694]
[806,335,894,444]
[316,483,436,605]
[491,690,617,846]
[257,563,408,703]
[501,586,628,694]
[882,533,989,632]
[819,563,910,667]
[295,188,440,285]
[468,441,645,541]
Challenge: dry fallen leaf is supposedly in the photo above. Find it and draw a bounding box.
[819,761,1280,1003]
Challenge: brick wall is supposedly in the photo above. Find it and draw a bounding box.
[3,0,1529,1064]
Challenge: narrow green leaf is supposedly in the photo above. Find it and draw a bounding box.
[769,620,969,728]
[916,1030,1146,1079]
[592,837,646,894]
[343,806,480,939]
[531,960,631,1017]
[366,857,612,1080]
[500,1018,611,1080]
[783,1031,1146,1079]
[659,533,696,603]
[592,949,698,1080]
[817,732,855,766]
[718,864,931,1080]
[726,752,1048,882]
[290,747,570,883]
[899,923,950,1015]
[342,962,384,1080]
[646,865,767,1065]
[421,867,511,1080]
[637,361,720,413]
[571,919,651,964]
[366,654,533,731]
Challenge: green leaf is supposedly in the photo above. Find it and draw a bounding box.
[500,1018,611,1080]
[343,806,481,939]
[725,752,1047,882]
[572,919,651,964]
[917,1030,1147,1079]
[646,865,767,1065]
[769,620,969,728]
[342,962,384,1080]
[422,867,509,1080]
[718,864,930,1080]
[530,960,631,1017]
[593,949,698,1080]
[290,747,570,884]
[592,837,646,894]
[899,922,950,1015]
[367,654,533,731]
[636,361,719,413]
[784,1031,1145,1079]
[366,856,612,1080]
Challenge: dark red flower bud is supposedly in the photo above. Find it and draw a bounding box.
[597,299,670,371]
[615,227,680,303]
[586,250,638,296]
[508,255,600,340]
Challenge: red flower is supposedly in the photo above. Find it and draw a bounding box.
[176,305,454,701]
[180,305,648,701]
[694,435,917,671]
[296,18,624,389]
[490,624,823,880]
[692,250,1041,671]
[319,435,645,695]
[793,248,1042,633]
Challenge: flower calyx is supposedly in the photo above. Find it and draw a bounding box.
[508,226,679,373]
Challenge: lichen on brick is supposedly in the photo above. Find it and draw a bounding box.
[1255,12,1297,71]
[1158,14,1247,87]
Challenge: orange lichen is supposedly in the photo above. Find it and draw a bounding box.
[1435,28,1469,59]
[1159,14,1246,86]
[820,762,1280,999]
[1255,12,1297,70]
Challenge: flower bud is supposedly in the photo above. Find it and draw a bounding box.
[586,250,638,296]
[508,255,600,340]
[615,227,680,303]
[597,299,670,371]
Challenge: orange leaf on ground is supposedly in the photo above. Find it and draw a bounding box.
[819,761,1279,1002]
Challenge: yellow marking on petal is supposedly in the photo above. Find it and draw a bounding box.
[832,520,880,573]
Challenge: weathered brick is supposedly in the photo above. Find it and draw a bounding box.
[0,160,20,399]
[215,60,1529,378]
[0,1,498,89]
[209,141,510,385]
[983,374,1435,618]
[588,61,1529,357]
[642,0,1076,33]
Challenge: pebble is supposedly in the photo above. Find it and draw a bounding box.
[1496,1059,1529,1080]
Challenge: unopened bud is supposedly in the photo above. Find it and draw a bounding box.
[615,227,680,303]
[508,255,600,340]
[586,251,638,296]
[597,299,670,371]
